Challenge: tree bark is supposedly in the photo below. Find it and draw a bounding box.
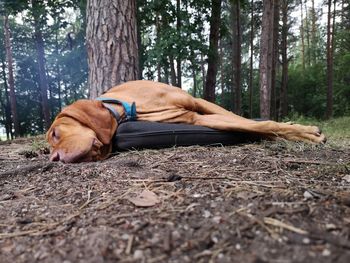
[0,51,12,139]
[259,0,274,119]
[280,0,289,118]
[231,0,242,115]
[311,0,317,65]
[169,54,177,86]
[86,0,139,98]
[32,0,51,131]
[304,1,311,66]
[4,14,20,137]
[204,0,222,102]
[270,0,280,120]
[300,0,305,70]
[176,0,182,88]
[249,0,254,118]
[326,0,335,119]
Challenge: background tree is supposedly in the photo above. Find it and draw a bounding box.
[3,14,20,137]
[204,0,222,102]
[259,0,275,119]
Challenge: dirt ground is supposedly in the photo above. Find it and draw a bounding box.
[0,137,350,263]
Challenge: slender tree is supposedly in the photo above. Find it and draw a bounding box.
[204,0,222,102]
[326,0,336,118]
[86,0,139,98]
[176,0,182,88]
[259,0,274,119]
[32,0,51,130]
[231,0,242,115]
[280,0,289,118]
[0,40,13,139]
[4,14,20,137]
[300,0,305,70]
[248,0,254,118]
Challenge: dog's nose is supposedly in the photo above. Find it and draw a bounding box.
[50,151,60,162]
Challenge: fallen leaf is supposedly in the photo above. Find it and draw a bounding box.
[127,190,160,207]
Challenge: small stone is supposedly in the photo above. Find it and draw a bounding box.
[342,174,350,183]
[212,216,222,224]
[235,244,241,250]
[302,238,311,244]
[121,234,129,240]
[203,210,211,218]
[322,248,331,256]
[133,250,144,259]
[303,191,313,199]
[325,223,337,230]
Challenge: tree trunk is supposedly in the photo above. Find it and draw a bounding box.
[32,0,51,131]
[280,0,289,118]
[249,0,254,118]
[4,14,20,137]
[169,54,177,86]
[86,0,139,98]
[0,52,12,140]
[176,0,182,88]
[259,0,274,119]
[200,53,206,92]
[311,0,317,65]
[54,20,62,112]
[300,0,305,70]
[304,1,310,67]
[231,0,242,115]
[204,0,222,102]
[219,39,225,104]
[326,0,335,119]
[270,0,280,120]
[156,13,162,83]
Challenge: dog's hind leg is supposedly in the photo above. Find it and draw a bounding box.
[193,98,251,121]
[190,112,326,144]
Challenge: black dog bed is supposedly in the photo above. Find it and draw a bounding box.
[113,121,261,151]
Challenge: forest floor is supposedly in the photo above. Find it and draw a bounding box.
[0,135,350,263]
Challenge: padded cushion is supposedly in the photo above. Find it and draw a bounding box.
[113,121,261,151]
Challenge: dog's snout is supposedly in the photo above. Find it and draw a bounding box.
[50,151,60,162]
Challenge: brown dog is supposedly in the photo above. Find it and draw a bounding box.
[46,80,326,163]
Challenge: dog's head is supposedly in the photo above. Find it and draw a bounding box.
[46,100,117,163]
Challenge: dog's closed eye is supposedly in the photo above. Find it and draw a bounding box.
[52,128,60,141]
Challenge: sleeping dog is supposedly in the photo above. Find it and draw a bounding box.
[46,80,326,163]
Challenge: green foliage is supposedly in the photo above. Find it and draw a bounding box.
[0,0,87,135]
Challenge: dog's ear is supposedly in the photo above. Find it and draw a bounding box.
[58,100,117,145]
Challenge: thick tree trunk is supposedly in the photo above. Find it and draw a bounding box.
[231,1,242,115]
[204,0,222,102]
[280,0,289,118]
[259,0,274,119]
[86,0,139,98]
[4,14,20,137]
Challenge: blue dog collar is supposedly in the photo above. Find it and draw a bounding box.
[96,97,137,123]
